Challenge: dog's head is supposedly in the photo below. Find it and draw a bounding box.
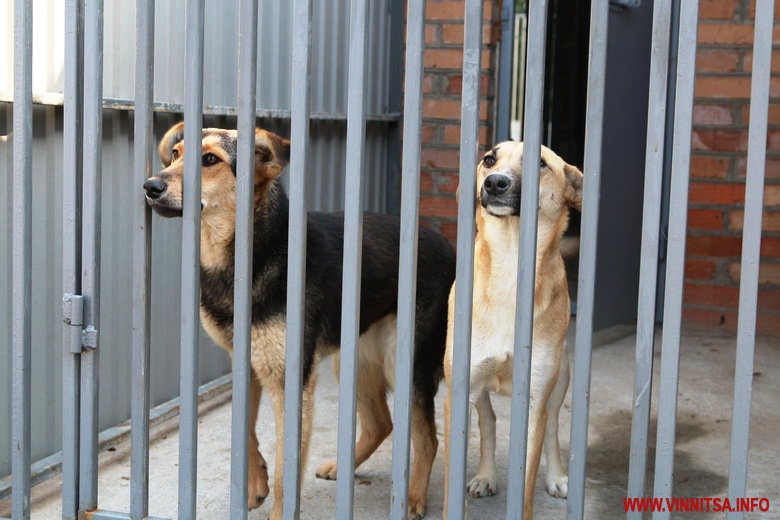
[143,122,291,218]
[476,141,583,220]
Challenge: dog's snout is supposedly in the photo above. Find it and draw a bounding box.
[483,174,510,196]
[143,178,167,199]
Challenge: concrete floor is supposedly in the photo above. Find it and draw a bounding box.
[3,327,779,519]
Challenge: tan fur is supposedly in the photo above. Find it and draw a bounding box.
[443,142,583,519]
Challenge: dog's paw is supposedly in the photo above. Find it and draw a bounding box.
[407,494,427,520]
[546,474,568,498]
[315,460,338,480]
[247,461,269,510]
[467,474,498,498]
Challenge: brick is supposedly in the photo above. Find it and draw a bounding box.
[697,23,780,45]
[696,49,741,73]
[426,1,467,21]
[686,259,718,280]
[420,171,459,194]
[425,24,440,45]
[444,73,492,96]
[741,103,780,125]
[742,49,780,73]
[685,283,740,307]
[420,195,458,218]
[736,156,780,179]
[691,155,731,179]
[688,208,725,230]
[689,182,745,205]
[421,124,437,144]
[439,221,458,243]
[730,210,780,232]
[761,237,780,256]
[699,0,740,20]
[423,98,462,119]
[695,76,752,99]
[692,129,749,152]
[442,23,464,44]
[729,262,780,285]
[421,148,461,170]
[425,48,463,68]
[687,235,743,256]
[766,185,780,206]
[693,104,734,125]
[682,307,729,328]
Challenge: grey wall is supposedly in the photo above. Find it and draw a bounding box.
[0,0,396,478]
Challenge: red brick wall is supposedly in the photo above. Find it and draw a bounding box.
[418,0,501,243]
[687,0,780,336]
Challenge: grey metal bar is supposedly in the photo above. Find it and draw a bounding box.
[626,0,673,511]
[566,1,609,517]
[446,0,483,517]
[335,0,370,516]
[282,0,313,517]
[11,0,33,517]
[651,2,699,518]
[229,0,259,517]
[178,0,205,517]
[130,0,155,518]
[79,0,104,511]
[62,0,83,517]
[727,1,774,516]
[505,0,548,517]
[89,511,168,520]
[389,0,426,517]
[495,0,516,142]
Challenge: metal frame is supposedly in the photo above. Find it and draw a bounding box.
[3,1,775,519]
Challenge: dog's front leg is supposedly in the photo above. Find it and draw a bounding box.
[267,373,316,520]
[467,389,497,498]
[248,375,270,510]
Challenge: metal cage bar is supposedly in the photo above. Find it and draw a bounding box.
[505,0,548,517]
[62,1,84,518]
[566,0,609,517]
[445,0,483,517]
[335,0,371,516]
[727,0,774,516]
[130,1,155,518]
[178,0,206,517]
[229,0,260,517]
[495,0,516,142]
[626,0,673,510]
[11,0,33,517]
[282,0,313,517]
[389,0,426,517]
[79,0,104,511]
[651,3,699,518]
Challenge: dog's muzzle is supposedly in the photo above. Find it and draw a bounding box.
[480,172,519,216]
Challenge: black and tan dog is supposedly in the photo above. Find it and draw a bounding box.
[443,142,583,519]
[143,123,455,519]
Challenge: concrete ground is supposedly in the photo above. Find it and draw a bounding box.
[3,326,779,519]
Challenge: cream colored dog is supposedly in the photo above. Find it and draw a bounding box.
[443,141,583,519]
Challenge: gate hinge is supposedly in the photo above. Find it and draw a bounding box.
[63,293,84,326]
[82,326,98,350]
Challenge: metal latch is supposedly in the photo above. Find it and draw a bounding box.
[63,293,97,352]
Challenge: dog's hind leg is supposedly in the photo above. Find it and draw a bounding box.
[467,389,498,498]
[543,345,569,498]
[247,374,270,510]
[316,355,392,480]
[408,394,438,520]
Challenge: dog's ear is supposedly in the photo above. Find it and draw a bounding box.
[563,163,583,211]
[254,129,291,183]
[159,122,185,167]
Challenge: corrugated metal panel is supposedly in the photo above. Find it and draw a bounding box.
[1,0,393,116]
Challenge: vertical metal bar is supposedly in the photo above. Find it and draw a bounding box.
[79,0,104,511]
[384,0,405,215]
[651,3,699,518]
[229,0,259,517]
[505,0,548,517]
[495,0,516,142]
[130,1,155,518]
[727,1,774,516]
[62,0,84,517]
[446,0,483,517]
[282,0,313,516]
[626,0,672,511]
[566,1,609,518]
[178,0,205,517]
[335,0,370,516]
[389,0,426,517]
[11,0,33,517]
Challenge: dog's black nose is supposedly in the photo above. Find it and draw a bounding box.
[483,174,510,196]
[143,178,167,199]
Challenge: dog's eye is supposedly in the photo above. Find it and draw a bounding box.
[483,155,496,168]
[202,153,220,167]
[171,149,179,160]
[541,159,547,169]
